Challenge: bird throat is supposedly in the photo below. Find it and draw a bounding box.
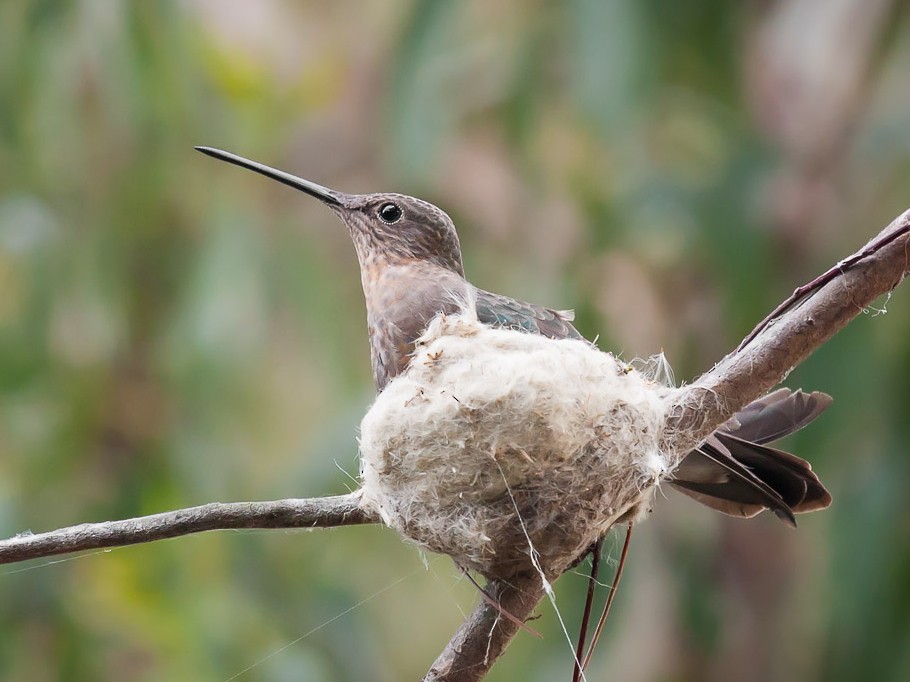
[360,259,470,391]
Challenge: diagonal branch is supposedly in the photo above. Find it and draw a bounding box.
[661,208,910,457]
[424,574,548,682]
[0,493,378,565]
[425,207,910,681]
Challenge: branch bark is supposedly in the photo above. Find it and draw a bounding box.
[424,574,547,682]
[0,493,377,565]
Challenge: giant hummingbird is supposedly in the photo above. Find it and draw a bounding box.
[197,146,832,524]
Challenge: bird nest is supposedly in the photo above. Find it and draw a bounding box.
[358,313,675,580]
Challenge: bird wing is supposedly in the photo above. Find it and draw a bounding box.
[473,288,583,340]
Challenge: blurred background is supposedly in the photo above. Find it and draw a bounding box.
[1,1,909,680]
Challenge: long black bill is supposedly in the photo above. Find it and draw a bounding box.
[195,146,346,207]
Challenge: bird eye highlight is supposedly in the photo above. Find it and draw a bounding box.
[378,202,402,224]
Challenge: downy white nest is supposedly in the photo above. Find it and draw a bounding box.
[359,312,677,580]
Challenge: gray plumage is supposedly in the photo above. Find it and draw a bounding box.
[197,146,832,523]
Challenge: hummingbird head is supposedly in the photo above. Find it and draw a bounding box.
[195,147,465,277]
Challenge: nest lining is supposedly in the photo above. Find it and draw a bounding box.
[359,313,675,580]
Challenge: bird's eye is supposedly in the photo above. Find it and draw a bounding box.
[378,202,402,224]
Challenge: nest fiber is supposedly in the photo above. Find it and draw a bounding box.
[359,313,674,580]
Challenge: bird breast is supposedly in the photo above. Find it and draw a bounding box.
[362,261,470,390]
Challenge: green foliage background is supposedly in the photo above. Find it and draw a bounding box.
[1,2,909,680]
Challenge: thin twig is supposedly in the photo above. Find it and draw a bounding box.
[737,217,910,351]
[0,493,377,565]
[572,538,603,682]
[582,523,633,672]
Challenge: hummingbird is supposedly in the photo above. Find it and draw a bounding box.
[196,146,832,524]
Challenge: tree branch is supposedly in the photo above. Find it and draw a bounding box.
[1,209,907,681]
[0,493,377,565]
[661,208,910,456]
[424,574,547,682]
